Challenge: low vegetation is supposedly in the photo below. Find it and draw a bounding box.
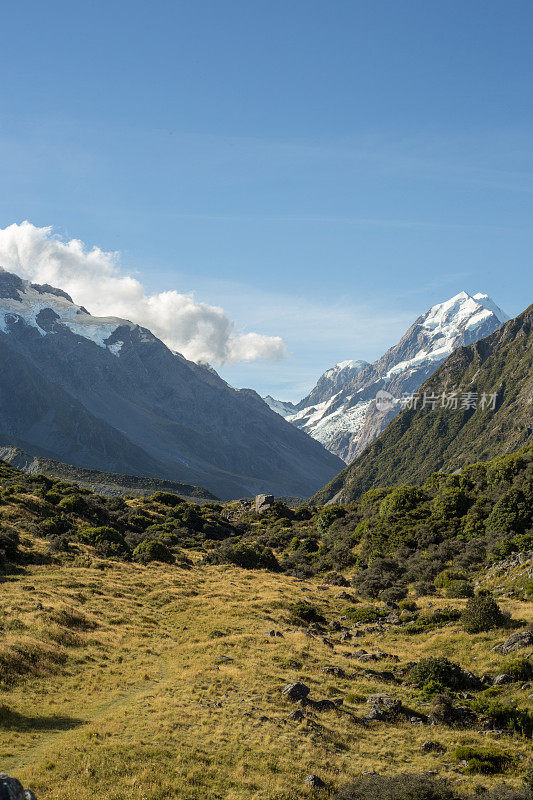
[0,448,531,798]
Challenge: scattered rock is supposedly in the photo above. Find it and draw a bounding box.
[385,612,401,625]
[313,699,337,712]
[321,665,345,677]
[493,629,533,654]
[324,572,349,586]
[353,649,399,663]
[266,630,284,638]
[282,682,310,701]
[493,673,512,686]
[366,694,402,711]
[422,741,446,753]
[288,709,305,721]
[304,774,325,789]
[335,591,355,601]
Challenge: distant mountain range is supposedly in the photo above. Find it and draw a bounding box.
[0,268,344,500]
[265,292,509,462]
[313,301,533,504]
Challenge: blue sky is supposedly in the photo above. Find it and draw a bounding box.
[1,0,532,399]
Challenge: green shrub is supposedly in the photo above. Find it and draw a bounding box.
[150,492,184,507]
[345,605,387,624]
[434,569,468,588]
[132,540,174,564]
[0,528,20,562]
[402,607,461,634]
[206,542,279,571]
[409,657,472,691]
[470,695,533,738]
[462,592,506,633]
[414,581,437,597]
[432,489,470,519]
[315,505,347,533]
[379,585,408,603]
[57,494,89,514]
[399,599,418,611]
[445,580,474,598]
[486,489,531,535]
[501,657,533,682]
[379,486,427,520]
[452,745,513,775]
[290,601,326,625]
[80,526,129,557]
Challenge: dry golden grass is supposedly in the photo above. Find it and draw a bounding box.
[0,557,531,799]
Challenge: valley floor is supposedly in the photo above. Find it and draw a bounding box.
[0,557,531,799]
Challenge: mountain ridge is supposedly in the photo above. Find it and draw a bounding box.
[0,268,344,499]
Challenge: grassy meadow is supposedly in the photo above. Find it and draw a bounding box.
[0,549,531,799]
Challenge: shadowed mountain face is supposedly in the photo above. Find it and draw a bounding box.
[0,268,344,500]
[265,292,508,462]
[313,303,533,504]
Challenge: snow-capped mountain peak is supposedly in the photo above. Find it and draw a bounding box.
[265,290,509,463]
[0,267,135,356]
[323,359,369,380]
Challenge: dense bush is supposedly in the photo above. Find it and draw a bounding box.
[471,694,533,738]
[402,607,461,634]
[501,657,533,682]
[452,745,513,775]
[204,542,279,571]
[150,492,185,507]
[462,592,507,633]
[379,585,408,603]
[132,540,174,564]
[445,580,474,598]
[409,657,474,692]
[290,601,326,625]
[345,605,387,624]
[57,494,89,514]
[0,527,20,564]
[379,486,427,520]
[434,569,468,588]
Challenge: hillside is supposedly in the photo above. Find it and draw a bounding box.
[0,443,217,501]
[313,303,533,505]
[0,268,343,500]
[0,454,532,799]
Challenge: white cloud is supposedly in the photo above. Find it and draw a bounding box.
[0,221,285,364]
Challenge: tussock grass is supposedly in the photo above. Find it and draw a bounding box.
[0,559,530,799]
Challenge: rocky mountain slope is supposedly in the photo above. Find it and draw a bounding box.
[265,293,509,462]
[0,268,344,499]
[0,442,217,500]
[313,302,533,504]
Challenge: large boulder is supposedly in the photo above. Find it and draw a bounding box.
[0,774,37,799]
[494,629,533,654]
[255,494,274,513]
[282,682,310,701]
